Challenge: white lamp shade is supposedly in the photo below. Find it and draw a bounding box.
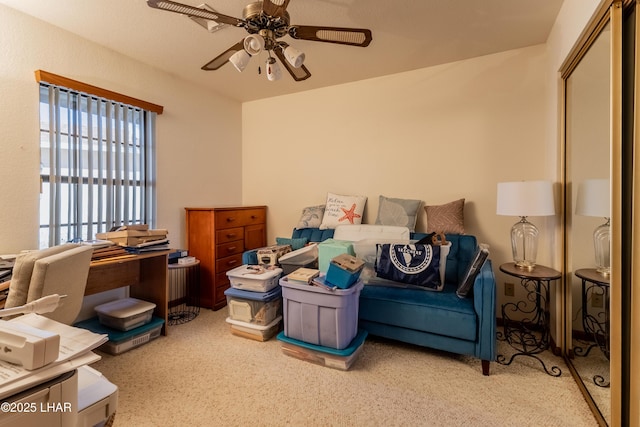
[284,45,305,68]
[229,49,251,72]
[575,178,610,218]
[243,35,264,56]
[496,180,555,217]
[266,58,282,81]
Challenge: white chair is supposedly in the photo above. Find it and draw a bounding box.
[5,244,93,324]
[1,244,118,427]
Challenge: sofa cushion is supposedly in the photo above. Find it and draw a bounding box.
[276,237,309,251]
[291,228,334,243]
[359,284,477,341]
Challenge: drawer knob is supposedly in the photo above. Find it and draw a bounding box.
[251,215,257,219]
[226,217,236,222]
[227,246,236,252]
[227,259,238,266]
[226,233,236,239]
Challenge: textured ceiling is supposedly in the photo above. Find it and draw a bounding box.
[0,0,564,102]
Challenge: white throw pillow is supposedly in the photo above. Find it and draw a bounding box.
[319,193,367,230]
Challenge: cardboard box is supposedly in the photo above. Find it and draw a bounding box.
[96,229,168,246]
[256,244,291,266]
[325,254,364,289]
[318,239,355,273]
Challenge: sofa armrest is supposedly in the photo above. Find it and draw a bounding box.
[473,259,497,362]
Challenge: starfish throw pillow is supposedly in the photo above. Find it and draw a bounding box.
[319,192,367,230]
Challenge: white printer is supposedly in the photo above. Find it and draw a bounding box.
[0,295,118,427]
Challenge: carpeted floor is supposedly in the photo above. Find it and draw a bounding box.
[91,309,598,427]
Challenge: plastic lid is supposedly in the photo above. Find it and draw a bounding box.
[279,276,364,295]
[226,265,283,279]
[94,297,156,318]
[224,285,282,301]
[277,329,368,356]
[278,243,318,262]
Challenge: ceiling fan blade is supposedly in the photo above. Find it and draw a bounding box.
[289,25,373,47]
[201,40,244,71]
[261,0,291,18]
[147,0,245,27]
[274,45,311,82]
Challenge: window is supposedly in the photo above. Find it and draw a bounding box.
[37,72,162,248]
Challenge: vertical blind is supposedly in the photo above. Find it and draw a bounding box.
[39,83,157,248]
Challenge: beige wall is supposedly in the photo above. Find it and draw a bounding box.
[241,0,602,314]
[242,45,552,290]
[0,4,243,254]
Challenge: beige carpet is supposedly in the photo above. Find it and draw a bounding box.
[91,309,598,427]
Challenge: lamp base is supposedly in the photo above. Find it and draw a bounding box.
[593,218,610,278]
[515,261,536,271]
[511,217,539,270]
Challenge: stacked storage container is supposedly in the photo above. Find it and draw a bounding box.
[224,265,284,341]
[277,253,367,370]
[75,297,165,355]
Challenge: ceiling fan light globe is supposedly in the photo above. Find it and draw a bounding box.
[266,58,282,81]
[243,34,265,56]
[229,49,251,72]
[284,46,305,68]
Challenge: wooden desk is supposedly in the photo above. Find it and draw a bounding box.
[85,251,170,335]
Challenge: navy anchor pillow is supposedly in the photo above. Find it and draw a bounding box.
[375,243,443,291]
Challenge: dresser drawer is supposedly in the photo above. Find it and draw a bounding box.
[216,241,245,259]
[215,282,231,305]
[216,253,243,273]
[215,208,265,229]
[216,227,243,244]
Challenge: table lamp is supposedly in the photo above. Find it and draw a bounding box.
[497,181,555,270]
[575,178,610,276]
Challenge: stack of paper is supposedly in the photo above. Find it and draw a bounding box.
[287,268,320,285]
[0,314,108,400]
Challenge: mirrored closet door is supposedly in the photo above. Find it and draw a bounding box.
[561,1,624,425]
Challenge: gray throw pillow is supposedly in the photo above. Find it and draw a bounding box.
[375,195,422,232]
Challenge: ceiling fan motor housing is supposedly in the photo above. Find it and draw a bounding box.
[243,1,290,39]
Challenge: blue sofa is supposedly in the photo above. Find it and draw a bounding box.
[243,228,497,375]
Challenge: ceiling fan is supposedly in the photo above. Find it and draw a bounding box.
[146,0,373,81]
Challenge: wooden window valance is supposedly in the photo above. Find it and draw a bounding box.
[35,70,163,114]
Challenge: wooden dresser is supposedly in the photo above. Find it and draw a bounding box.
[185,206,266,310]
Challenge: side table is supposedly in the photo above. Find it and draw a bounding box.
[497,262,562,376]
[573,268,610,387]
[168,260,201,325]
